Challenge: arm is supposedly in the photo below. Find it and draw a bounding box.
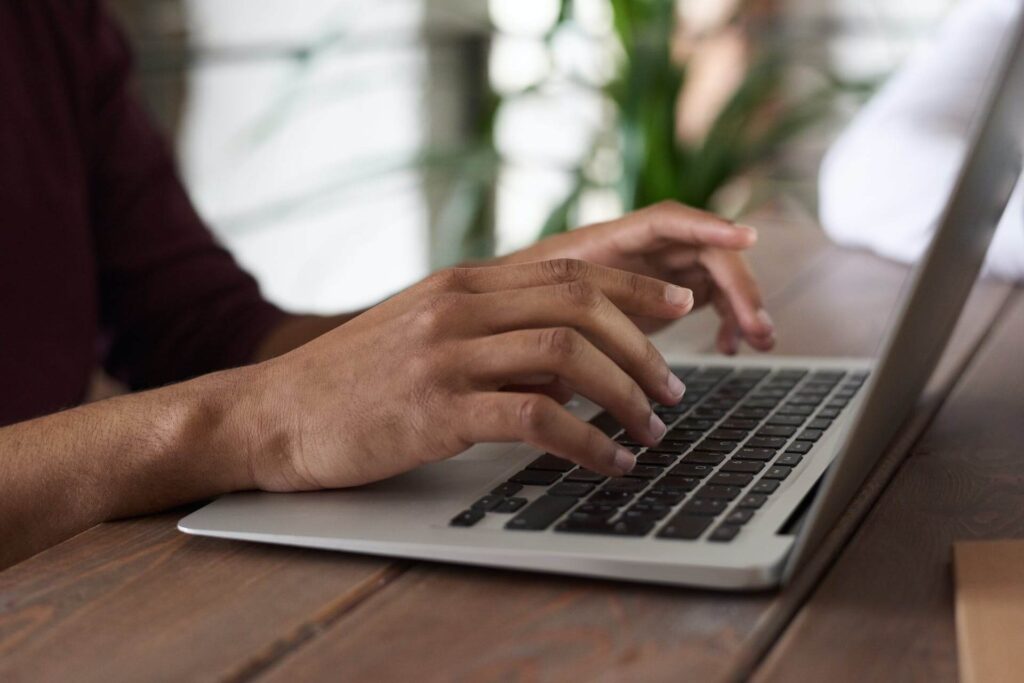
[819,0,1024,280]
[1,260,694,568]
[0,368,255,568]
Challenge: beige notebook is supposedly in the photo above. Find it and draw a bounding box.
[954,540,1024,683]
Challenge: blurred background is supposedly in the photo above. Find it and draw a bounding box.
[107,0,957,313]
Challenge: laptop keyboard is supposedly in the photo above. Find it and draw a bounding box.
[449,366,868,543]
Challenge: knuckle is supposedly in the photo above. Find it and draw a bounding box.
[543,257,587,284]
[416,292,459,335]
[517,395,552,436]
[427,267,463,291]
[538,326,580,360]
[652,199,683,214]
[562,279,600,309]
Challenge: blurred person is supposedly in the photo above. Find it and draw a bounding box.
[0,2,775,567]
[819,0,1024,280]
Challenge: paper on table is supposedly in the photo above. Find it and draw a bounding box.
[954,540,1024,683]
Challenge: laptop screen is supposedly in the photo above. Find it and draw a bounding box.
[784,10,1024,580]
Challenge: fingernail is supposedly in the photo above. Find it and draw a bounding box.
[667,372,685,399]
[665,285,693,307]
[649,413,666,440]
[756,308,774,332]
[613,448,636,474]
[735,224,759,241]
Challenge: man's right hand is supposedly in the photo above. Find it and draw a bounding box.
[240,259,695,492]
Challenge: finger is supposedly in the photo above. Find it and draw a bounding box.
[458,392,636,476]
[471,283,686,405]
[467,327,668,446]
[604,201,758,255]
[712,291,742,356]
[438,259,693,320]
[699,248,775,345]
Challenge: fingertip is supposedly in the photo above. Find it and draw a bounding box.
[734,224,759,244]
[613,448,636,475]
[665,284,694,310]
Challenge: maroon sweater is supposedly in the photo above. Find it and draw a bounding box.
[0,2,286,426]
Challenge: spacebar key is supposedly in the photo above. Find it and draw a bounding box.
[506,495,577,531]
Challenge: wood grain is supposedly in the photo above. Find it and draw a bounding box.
[0,511,399,683]
[754,289,1024,682]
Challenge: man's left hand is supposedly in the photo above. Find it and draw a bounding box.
[499,200,776,354]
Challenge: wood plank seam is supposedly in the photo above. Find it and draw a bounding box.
[726,286,1019,683]
[223,562,411,683]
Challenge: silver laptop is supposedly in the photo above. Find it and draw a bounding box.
[180,15,1024,590]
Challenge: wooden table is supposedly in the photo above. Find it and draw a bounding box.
[2,205,1022,682]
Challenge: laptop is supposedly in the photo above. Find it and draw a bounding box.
[179,14,1024,590]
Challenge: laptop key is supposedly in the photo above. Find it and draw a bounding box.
[555,516,654,536]
[669,463,714,478]
[807,418,833,430]
[762,466,793,480]
[694,440,740,453]
[494,497,527,513]
[766,415,806,427]
[817,408,841,419]
[778,405,814,416]
[797,429,824,442]
[471,495,504,511]
[451,509,485,527]
[625,503,672,520]
[652,475,700,491]
[752,479,780,494]
[589,489,636,506]
[680,498,728,516]
[527,454,575,471]
[785,441,813,454]
[549,482,595,498]
[506,495,576,531]
[732,408,771,419]
[756,426,797,438]
[721,460,764,474]
[510,469,562,486]
[733,447,776,462]
[564,468,607,483]
[491,482,522,497]
[709,525,741,542]
[709,472,754,487]
[573,503,617,518]
[747,436,787,450]
[636,452,676,467]
[721,418,759,430]
[725,509,755,525]
[625,465,664,479]
[603,478,648,493]
[657,514,714,540]
[708,429,749,441]
[640,488,688,505]
[694,485,742,501]
[775,453,803,467]
[681,451,725,465]
[738,493,768,508]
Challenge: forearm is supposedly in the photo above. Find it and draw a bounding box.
[0,367,257,568]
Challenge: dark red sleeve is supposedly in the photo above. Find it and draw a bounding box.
[83,3,287,388]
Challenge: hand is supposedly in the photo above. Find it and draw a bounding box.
[500,200,775,354]
[243,259,694,491]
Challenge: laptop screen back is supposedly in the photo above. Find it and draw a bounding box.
[784,11,1024,580]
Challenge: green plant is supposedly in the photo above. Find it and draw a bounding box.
[540,0,836,237]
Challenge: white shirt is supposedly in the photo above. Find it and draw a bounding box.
[819,0,1024,281]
